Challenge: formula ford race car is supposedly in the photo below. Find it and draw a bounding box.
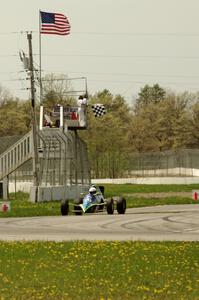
[60,185,126,216]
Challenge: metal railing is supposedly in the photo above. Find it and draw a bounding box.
[1,129,90,186]
[0,132,32,180]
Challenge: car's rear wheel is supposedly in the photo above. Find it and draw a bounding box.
[74,197,83,215]
[61,200,69,216]
[116,197,126,214]
[106,198,114,214]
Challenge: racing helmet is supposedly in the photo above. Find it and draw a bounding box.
[89,186,97,194]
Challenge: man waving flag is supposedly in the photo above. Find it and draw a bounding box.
[40,11,71,36]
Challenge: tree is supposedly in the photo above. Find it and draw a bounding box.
[42,73,76,108]
[0,84,13,106]
[129,90,194,152]
[80,90,131,178]
[189,102,199,148]
[135,84,166,111]
[0,99,30,136]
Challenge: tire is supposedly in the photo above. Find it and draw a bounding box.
[61,200,69,216]
[106,198,114,215]
[116,197,126,214]
[74,197,83,215]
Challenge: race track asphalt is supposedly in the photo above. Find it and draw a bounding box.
[0,204,199,241]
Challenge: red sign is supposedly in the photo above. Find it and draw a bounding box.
[0,201,11,212]
[193,191,198,201]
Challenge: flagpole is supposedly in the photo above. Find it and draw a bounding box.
[39,10,42,105]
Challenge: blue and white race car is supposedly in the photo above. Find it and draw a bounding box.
[60,185,126,216]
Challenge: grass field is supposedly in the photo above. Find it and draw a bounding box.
[0,184,199,299]
[0,240,199,299]
[0,184,198,218]
[102,183,199,194]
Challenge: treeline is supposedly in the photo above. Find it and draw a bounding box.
[81,86,199,177]
[1,80,199,178]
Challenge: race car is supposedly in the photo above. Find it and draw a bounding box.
[60,185,126,216]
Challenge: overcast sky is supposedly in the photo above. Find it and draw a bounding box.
[1,0,199,104]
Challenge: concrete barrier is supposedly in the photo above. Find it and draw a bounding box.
[92,177,199,185]
[29,185,90,203]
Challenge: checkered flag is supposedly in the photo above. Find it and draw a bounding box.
[91,104,106,117]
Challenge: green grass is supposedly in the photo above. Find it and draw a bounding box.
[1,196,197,218]
[0,184,198,217]
[126,196,197,208]
[0,240,199,299]
[0,192,61,218]
[102,183,199,195]
[0,186,199,299]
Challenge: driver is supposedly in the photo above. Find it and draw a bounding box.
[89,186,97,202]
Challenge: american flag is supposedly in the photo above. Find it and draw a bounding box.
[40,11,71,36]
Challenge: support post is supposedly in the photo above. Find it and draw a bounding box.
[39,105,43,130]
[74,130,78,185]
[60,106,64,129]
[3,176,8,201]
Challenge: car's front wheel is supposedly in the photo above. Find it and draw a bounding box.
[106,198,114,214]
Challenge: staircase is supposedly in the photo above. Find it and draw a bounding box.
[0,129,90,202]
[0,131,33,180]
[0,128,90,182]
[38,128,77,186]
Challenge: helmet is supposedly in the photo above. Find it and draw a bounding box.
[89,186,97,194]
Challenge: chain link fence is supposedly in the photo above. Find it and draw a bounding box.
[0,134,199,181]
[124,149,199,177]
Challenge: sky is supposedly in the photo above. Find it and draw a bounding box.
[1,0,199,104]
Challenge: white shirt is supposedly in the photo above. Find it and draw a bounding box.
[78,97,87,106]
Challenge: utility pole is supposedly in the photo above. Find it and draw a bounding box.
[27,32,40,202]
